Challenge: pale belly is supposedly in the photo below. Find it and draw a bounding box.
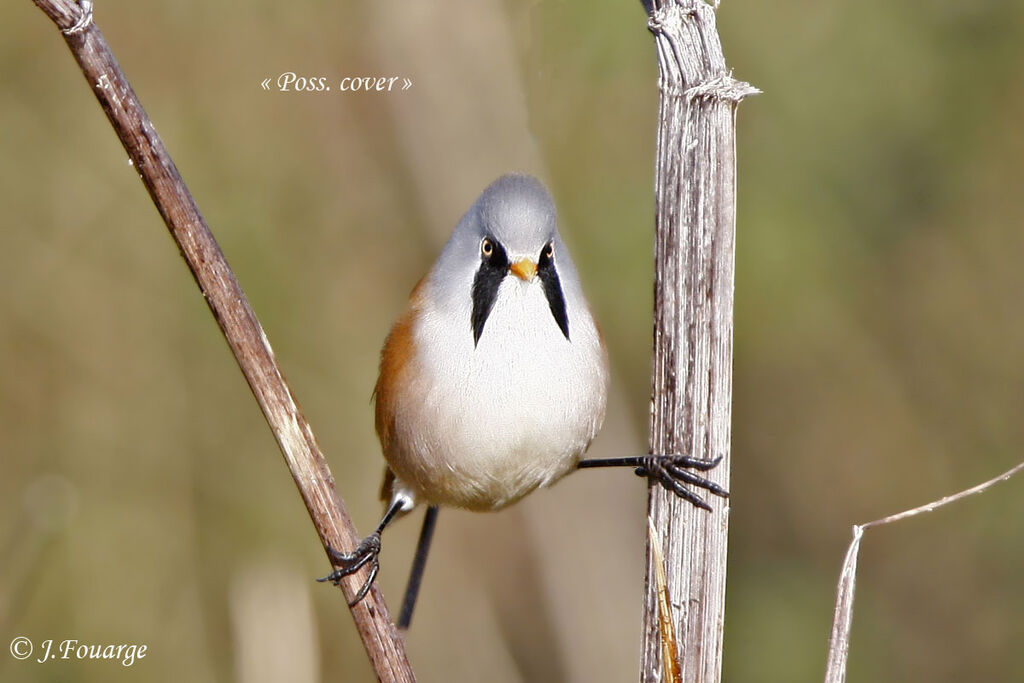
[385,279,607,511]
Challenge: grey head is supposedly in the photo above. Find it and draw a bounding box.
[428,174,586,345]
[474,174,556,256]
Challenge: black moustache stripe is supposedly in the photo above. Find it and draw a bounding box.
[471,239,508,345]
[470,238,571,345]
[538,245,570,341]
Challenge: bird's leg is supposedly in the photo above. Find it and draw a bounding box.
[577,454,728,511]
[317,497,406,606]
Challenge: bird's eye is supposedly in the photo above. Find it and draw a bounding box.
[543,242,554,260]
[481,237,494,258]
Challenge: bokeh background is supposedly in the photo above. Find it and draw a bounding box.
[3,1,1023,681]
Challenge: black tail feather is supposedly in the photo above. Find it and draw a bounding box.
[397,505,439,630]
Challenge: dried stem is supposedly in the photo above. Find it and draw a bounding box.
[642,1,757,681]
[823,460,1024,683]
[30,1,414,680]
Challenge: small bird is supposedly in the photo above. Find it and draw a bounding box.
[320,174,726,625]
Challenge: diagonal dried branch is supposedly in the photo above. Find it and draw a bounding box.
[641,1,758,681]
[30,1,414,679]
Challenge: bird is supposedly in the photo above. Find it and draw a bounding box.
[319,174,727,625]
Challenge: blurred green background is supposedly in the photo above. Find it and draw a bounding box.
[3,1,1023,681]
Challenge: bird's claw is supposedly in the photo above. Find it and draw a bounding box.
[635,454,729,511]
[317,532,382,606]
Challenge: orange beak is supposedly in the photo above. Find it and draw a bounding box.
[509,259,538,282]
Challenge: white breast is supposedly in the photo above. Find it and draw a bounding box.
[388,275,608,511]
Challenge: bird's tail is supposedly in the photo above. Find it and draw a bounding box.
[397,505,439,630]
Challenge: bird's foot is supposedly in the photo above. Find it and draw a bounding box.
[317,532,382,606]
[634,454,729,511]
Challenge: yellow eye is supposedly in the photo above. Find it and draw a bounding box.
[481,237,494,257]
